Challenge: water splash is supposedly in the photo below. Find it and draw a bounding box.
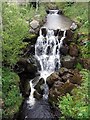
[27,80,35,106]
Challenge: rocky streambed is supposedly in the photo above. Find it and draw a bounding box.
[13,9,85,120]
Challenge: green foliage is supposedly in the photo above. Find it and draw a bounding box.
[76,63,83,70]
[58,69,89,119]
[2,67,22,119]
[63,3,88,34]
[2,3,29,67]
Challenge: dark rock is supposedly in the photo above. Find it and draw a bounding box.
[58,67,69,76]
[65,30,74,40]
[63,30,74,45]
[34,90,42,100]
[57,9,63,15]
[54,29,59,36]
[23,45,35,56]
[19,77,30,97]
[69,43,79,57]
[59,80,75,94]
[60,44,69,55]
[47,72,61,88]
[41,27,47,37]
[52,81,64,89]
[69,71,82,85]
[29,45,35,55]
[34,78,45,95]
[49,80,75,102]
[14,57,39,97]
[58,30,64,40]
[62,73,73,82]
[61,55,77,69]
[16,58,37,75]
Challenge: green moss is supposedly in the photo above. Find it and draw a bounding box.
[2,67,22,119]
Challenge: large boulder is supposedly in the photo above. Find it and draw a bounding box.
[30,20,40,29]
[29,19,40,34]
[61,55,77,69]
[34,78,45,97]
[60,44,69,55]
[47,72,61,88]
[49,80,75,102]
[15,57,38,77]
[14,57,39,97]
[69,71,82,85]
[69,43,79,57]
[58,67,70,76]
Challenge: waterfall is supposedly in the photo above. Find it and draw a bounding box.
[27,27,66,105]
[35,29,66,81]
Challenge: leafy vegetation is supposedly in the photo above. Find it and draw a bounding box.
[2,3,29,67]
[2,68,22,119]
[58,69,89,119]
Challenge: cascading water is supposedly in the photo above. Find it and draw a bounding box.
[27,9,67,106]
[27,28,66,106]
[35,29,66,80]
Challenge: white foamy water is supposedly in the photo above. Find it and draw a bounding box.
[35,29,66,82]
[27,28,66,104]
[27,80,35,106]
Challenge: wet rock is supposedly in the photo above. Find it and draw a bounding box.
[52,81,64,89]
[47,72,61,88]
[65,30,74,40]
[58,30,64,40]
[63,30,75,45]
[30,20,39,29]
[34,90,42,100]
[79,58,90,70]
[61,55,77,69]
[70,22,77,30]
[54,29,59,36]
[58,67,70,76]
[19,78,30,97]
[69,43,79,57]
[49,80,75,102]
[60,44,69,55]
[61,73,73,82]
[14,57,39,97]
[23,45,35,56]
[41,27,47,37]
[34,78,45,96]
[29,45,35,55]
[16,57,38,75]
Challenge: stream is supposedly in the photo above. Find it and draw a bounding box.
[16,9,77,120]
